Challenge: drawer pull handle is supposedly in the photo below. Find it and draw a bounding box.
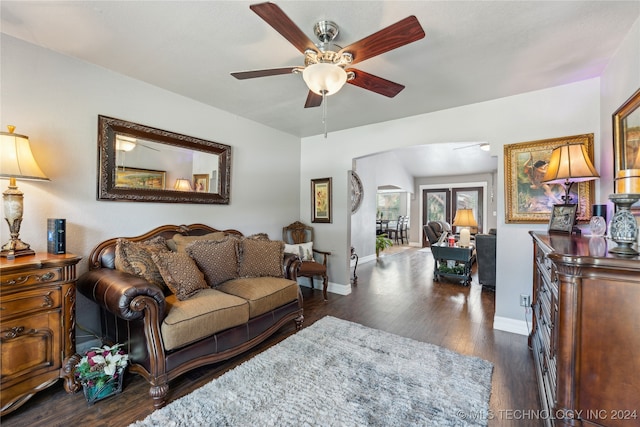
[3,271,55,286]
[42,293,54,307]
[38,272,55,282]
[1,326,37,340]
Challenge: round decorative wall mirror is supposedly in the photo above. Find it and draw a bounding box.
[351,171,363,214]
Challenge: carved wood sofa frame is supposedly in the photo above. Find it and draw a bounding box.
[76,224,303,408]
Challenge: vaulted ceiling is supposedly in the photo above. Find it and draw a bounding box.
[2,1,638,177]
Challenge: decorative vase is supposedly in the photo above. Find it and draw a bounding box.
[588,216,607,236]
[82,368,124,405]
[608,193,640,256]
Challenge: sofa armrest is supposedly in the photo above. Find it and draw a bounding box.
[77,268,166,321]
[283,253,301,281]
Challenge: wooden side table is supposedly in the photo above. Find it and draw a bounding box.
[431,245,474,285]
[0,253,82,416]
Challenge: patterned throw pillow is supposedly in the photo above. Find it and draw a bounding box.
[114,236,169,289]
[166,232,227,253]
[151,252,208,300]
[238,239,284,278]
[284,242,314,261]
[186,237,239,287]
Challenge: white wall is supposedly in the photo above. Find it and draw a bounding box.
[351,151,415,259]
[301,78,601,334]
[600,16,640,207]
[1,35,301,336]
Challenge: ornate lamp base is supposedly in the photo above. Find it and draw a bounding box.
[608,193,640,256]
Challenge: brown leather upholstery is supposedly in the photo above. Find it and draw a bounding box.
[77,224,303,409]
[282,221,331,300]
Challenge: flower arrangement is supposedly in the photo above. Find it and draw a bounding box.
[75,343,128,402]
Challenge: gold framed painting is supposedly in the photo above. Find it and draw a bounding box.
[115,167,166,189]
[193,174,209,193]
[311,177,332,223]
[613,88,640,177]
[504,134,595,223]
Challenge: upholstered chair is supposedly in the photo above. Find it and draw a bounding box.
[283,221,331,300]
[475,232,496,290]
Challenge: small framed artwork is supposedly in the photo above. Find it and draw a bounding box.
[613,88,640,177]
[548,204,578,233]
[115,167,166,189]
[193,174,209,193]
[311,177,332,223]
[504,134,595,223]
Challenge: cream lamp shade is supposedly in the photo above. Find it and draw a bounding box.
[302,63,348,96]
[0,125,49,258]
[452,208,477,248]
[174,178,193,192]
[542,143,599,203]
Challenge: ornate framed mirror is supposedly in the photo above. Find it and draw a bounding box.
[97,115,231,204]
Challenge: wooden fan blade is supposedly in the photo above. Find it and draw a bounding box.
[304,91,323,108]
[250,2,317,54]
[340,16,425,65]
[347,69,405,98]
[231,67,298,80]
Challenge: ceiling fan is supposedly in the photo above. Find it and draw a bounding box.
[231,2,426,110]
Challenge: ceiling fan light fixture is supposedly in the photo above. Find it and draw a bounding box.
[115,135,137,152]
[302,63,347,96]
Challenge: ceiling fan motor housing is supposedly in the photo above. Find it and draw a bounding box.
[314,20,339,43]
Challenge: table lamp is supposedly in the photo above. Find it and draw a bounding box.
[542,143,599,204]
[0,126,49,258]
[174,178,193,191]
[452,208,477,248]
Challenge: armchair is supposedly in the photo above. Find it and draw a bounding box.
[283,221,331,300]
[424,221,452,246]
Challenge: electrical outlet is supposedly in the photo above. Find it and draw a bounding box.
[520,294,531,307]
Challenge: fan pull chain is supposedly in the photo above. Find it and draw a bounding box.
[322,90,328,138]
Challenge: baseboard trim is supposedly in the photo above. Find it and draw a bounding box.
[297,279,352,296]
[493,316,530,336]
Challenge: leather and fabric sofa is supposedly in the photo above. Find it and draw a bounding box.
[77,224,303,408]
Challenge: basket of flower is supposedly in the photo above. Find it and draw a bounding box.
[75,343,129,405]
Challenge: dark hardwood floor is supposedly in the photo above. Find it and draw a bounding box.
[2,247,541,426]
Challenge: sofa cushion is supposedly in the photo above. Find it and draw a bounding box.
[186,237,238,287]
[284,241,314,261]
[151,252,208,300]
[167,232,226,253]
[114,236,169,291]
[161,289,249,351]
[217,277,298,318]
[238,239,284,278]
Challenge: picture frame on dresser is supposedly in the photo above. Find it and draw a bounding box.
[548,204,577,233]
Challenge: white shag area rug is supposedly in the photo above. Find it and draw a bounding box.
[131,316,493,427]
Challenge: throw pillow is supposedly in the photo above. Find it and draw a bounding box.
[167,231,226,253]
[114,236,170,290]
[151,252,208,300]
[186,237,239,287]
[284,241,314,261]
[238,238,284,278]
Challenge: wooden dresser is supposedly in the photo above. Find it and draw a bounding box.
[529,232,640,427]
[0,253,82,416]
